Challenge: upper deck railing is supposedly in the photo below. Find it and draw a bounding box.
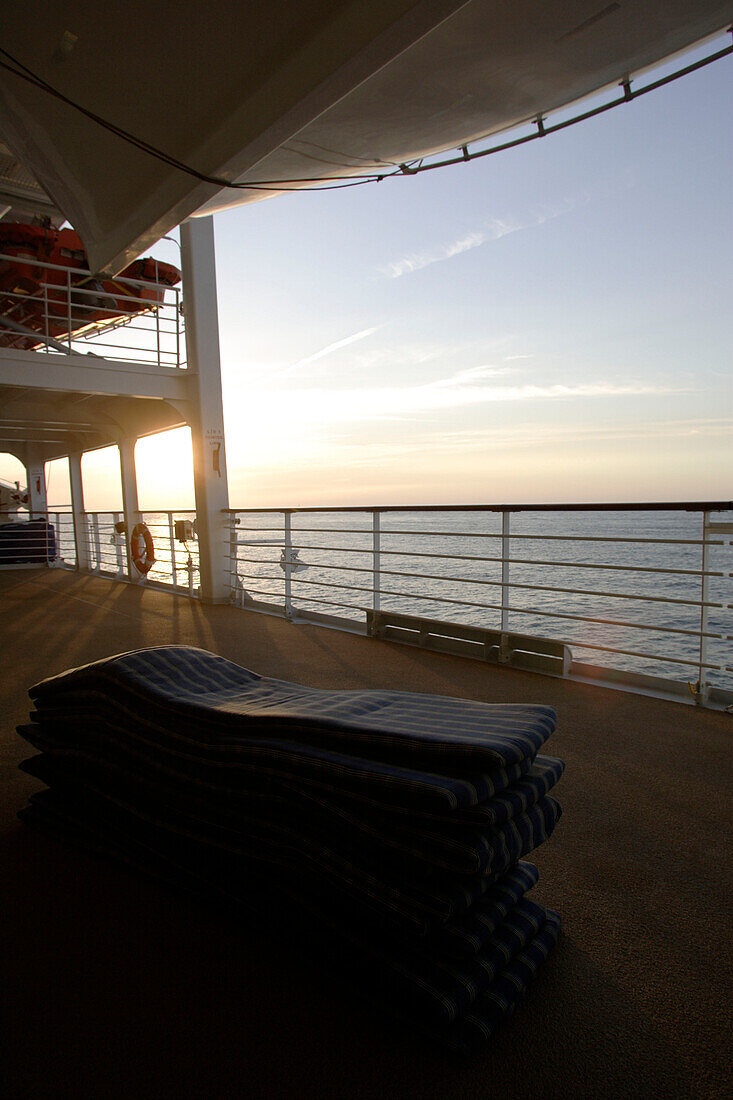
[0,250,185,369]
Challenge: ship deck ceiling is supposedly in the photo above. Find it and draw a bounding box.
[1,568,730,1099]
[2,3,732,273]
[0,372,187,464]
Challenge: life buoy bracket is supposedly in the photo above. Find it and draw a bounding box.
[131,522,156,574]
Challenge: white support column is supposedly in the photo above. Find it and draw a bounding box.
[26,459,47,519]
[68,452,90,571]
[180,215,230,603]
[119,437,141,580]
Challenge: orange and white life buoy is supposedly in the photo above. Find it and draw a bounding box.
[131,522,156,574]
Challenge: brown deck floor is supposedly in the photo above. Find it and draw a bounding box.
[1,569,731,1100]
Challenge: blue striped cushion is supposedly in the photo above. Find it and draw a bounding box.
[19,747,562,876]
[17,711,534,812]
[22,767,548,960]
[361,897,551,1024]
[29,646,556,772]
[19,645,564,1049]
[434,862,541,957]
[20,768,561,935]
[441,910,561,1051]
[19,793,560,1047]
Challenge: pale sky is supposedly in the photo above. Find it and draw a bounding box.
[3,36,731,510]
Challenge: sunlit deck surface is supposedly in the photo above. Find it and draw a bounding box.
[2,568,730,1100]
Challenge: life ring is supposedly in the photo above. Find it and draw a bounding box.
[131,522,156,574]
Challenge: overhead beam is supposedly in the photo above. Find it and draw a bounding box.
[0,180,60,218]
[0,420,103,430]
[0,386,188,462]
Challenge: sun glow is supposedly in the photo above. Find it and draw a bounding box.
[134,428,195,510]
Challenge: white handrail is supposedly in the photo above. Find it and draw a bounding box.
[36,505,731,708]
[224,505,732,706]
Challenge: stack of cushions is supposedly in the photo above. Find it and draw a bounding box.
[16,645,564,1051]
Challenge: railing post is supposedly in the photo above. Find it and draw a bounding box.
[51,512,58,562]
[284,511,293,619]
[154,259,162,367]
[372,509,381,613]
[500,510,511,633]
[168,513,178,588]
[43,282,50,353]
[91,514,101,571]
[66,268,72,349]
[696,511,712,706]
[50,512,59,567]
[176,288,182,368]
[227,514,238,602]
[57,512,67,566]
[112,511,124,575]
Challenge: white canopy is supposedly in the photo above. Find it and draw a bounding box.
[1,1,731,273]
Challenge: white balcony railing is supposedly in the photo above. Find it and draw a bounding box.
[49,509,201,594]
[7,502,731,709]
[0,250,185,369]
[225,504,733,708]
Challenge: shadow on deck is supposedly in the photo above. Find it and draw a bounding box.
[1,569,730,1099]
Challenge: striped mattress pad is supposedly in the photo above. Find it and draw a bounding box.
[18,645,565,1049]
[29,646,556,772]
[19,789,560,1052]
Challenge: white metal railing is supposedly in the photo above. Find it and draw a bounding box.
[65,510,201,594]
[13,508,201,593]
[0,250,185,368]
[225,504,733,708]
[138,511,200,595]
[0,509,65,565]
[6,502,730,708]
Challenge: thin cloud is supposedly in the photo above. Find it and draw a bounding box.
[413,361,677,405]
[424,364,515,389]
[308,417,733,468]
[382,203,576,279]
[266,326,381,381]
[346,343,454,372]
[250,377,686,433]
[405,379,684,414]
[423,417,733,450]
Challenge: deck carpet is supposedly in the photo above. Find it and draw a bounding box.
[2,569,731,1099]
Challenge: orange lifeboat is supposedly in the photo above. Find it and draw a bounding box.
[0,223,181,350]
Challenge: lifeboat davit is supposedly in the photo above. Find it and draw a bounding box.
[0,223,181,350]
